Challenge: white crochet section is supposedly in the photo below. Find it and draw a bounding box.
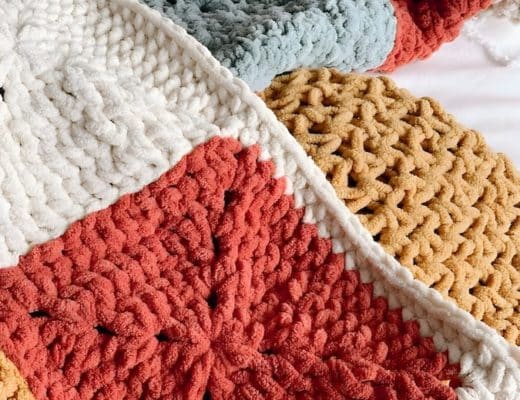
[0,0,519,398]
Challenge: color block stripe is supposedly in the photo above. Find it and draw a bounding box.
[381,0,491,71]
[142,0,397,90]
[0,137,460,399]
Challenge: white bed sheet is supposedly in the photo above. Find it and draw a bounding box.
[378,20,520,168]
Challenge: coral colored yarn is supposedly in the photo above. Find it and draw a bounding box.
[0,351,34,400]
[380,0,492,71]
[0,138,459,399]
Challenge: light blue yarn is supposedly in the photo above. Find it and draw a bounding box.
[143,0,397,91]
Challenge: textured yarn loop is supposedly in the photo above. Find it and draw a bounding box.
[260,68,520,345]
[0,0,519,397]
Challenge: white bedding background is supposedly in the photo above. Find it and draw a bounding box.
[379,12,520,168]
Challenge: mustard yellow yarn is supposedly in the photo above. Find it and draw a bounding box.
[260,68,520,344]
[0,351,34,400]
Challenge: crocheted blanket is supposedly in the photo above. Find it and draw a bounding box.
[0,1,518,399]
[144,0,491,90]
[488,0,520,20]
[260,68,520,348]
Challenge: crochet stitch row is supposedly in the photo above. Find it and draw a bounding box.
[143,0,491,89]
[0,0,518,398]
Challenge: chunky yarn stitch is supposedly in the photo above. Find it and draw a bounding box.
[0,137,460,399]
[260,68,520,344]
[144,0,490,86]
[1,0,520,398]
[463,0,520,67]
[142,0,396,90]
[380,0,492,71]
[0,352,34,400]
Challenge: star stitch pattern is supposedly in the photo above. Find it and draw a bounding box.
[0,138,459,399]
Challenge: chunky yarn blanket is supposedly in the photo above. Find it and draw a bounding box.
[260,68,520,348]
[0,1,519,400]
[144,0,491,90]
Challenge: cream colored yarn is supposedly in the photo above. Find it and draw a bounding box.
[489,0,520,21]
[260,68,520,344]
[0,352,34,400]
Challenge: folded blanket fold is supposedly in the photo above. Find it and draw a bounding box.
[381,0,492,71]
[0,0,518,399]
[260,67,520,346]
